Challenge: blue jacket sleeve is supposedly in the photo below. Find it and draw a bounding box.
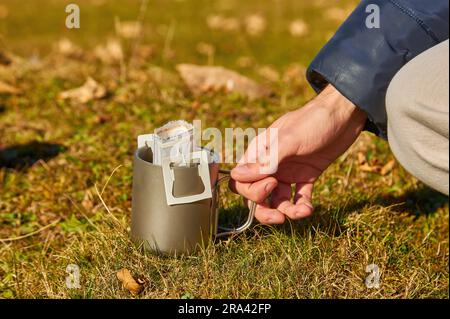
[307,0,449,138]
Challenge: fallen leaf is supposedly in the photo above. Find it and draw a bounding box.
[357,152,366,165]
[236,56,254,68]
[289,19,309,37]
[196,42,215,56]
[244,14,266,36]
[147,66,180,86]
[59,77,106,104]
[257,65,280,82]
[176,64,271,100]
[117,268,144,295]
[206,15,240,32]
[56,38,83,59]
[359,163,379,173]
[115,19,142,39]
[282,63,306,83]
[380,159,395,176]
[94,39,123,64]
[0,80,20,95]
[135,44,155,60]
[81,190,94,210]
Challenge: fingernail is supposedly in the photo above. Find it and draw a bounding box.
[265,181,276,193]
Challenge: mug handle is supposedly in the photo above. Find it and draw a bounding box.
[214,169,256,238]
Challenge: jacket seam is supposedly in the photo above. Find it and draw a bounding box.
[388,0,440,43]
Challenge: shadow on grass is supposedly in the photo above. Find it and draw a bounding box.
[0,141,66,170]
[219,186,448,239]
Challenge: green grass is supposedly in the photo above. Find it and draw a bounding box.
[0,0,448,299]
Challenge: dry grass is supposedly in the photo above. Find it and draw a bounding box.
[0,0,448,299]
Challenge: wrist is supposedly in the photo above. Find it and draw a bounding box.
[317,84,367,124]
[319,84,355,111]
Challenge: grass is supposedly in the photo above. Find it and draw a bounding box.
[0,0,448,299]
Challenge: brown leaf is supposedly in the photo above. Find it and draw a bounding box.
[236,56,254,68]
[206,15,240,32]
[282,63,306,83]
[81,190,94,210]
[115,19,142,39]
[359,163,379,173]
[196,42,215,56]
[0,80,20,95]
[176,64,271,100]
[357,152,366,165]
[257,66,280,82]
[117,268,144,295]
[244,14,266,37]
[380,159,395,176]
[289,19,309,37]
[56,38,83,59]
[59,77,106,104]
[94,39,124,64]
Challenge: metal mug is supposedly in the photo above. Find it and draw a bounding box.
[131,145,256,255]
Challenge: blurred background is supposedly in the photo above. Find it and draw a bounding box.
[1,0,356,67]
[0,0,448,299]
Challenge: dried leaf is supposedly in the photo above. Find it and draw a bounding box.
[81,190,94,210]
[56,38,83,59]
[244,14,266,36]
[359,163,379,173]
[117,268,144,295]
[94,39,123,64]
[0,80,20,95]
[135,45,155,60]
[206,15,240,32]
[176,64,271,100]
[147,66,180,86]
[282,63,306,83]
[380,159,395,176]
[196,42,215,56]
[59,77,106,104]
[357,152,366,165]
[115,20,142,39]
[236,56,254,68]
[289,19,309,37]
[257,65,280,82]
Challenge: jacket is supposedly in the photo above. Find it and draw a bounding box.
[307,0,449,138]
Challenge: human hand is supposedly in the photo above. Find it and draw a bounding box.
[230,85,367,224]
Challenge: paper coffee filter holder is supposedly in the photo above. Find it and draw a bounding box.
[137,132,213,206]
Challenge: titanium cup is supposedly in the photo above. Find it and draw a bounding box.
[131,146,256,255]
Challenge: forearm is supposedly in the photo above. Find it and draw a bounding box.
[307,0,449,138]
